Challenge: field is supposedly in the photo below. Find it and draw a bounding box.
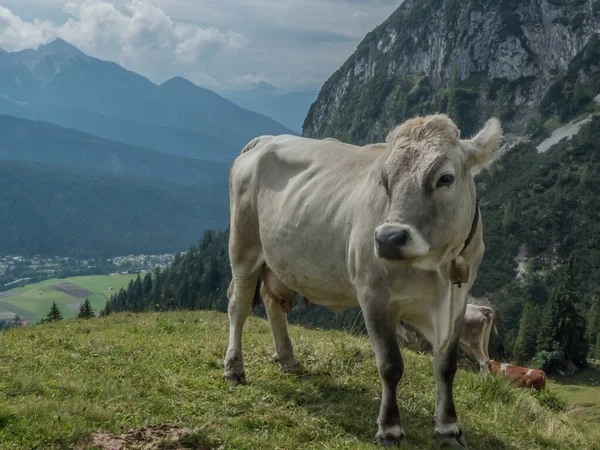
[549,362,600,424]
[0,274,139,322]
[1,311,599,449]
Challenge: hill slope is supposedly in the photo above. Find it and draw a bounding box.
[0,311,598,449]
[0,39,294,161]
[0,115,230,187]
[0,161,229,256]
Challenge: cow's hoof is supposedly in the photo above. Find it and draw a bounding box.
[434,430,468,449]
[279,359,300,372]
[223,372,247,386]
[375,427,407,447]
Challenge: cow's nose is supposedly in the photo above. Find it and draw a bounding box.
[375,226,411,260]
[389,229,409,247]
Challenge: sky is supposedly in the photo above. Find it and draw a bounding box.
[0,0,401,93]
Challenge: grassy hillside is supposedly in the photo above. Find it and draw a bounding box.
[0,275,138,323]
[1,311,599,449]
[0,160,229,256]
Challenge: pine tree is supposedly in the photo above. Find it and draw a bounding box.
[46,302,63,322]
[514,302,540,364]
[142,272,153,297]
[587,296,600,359]
[12,315,23,328]
[536,255,588,371]
[133,273,143,300]
[100,300,110,317]
[77,299,95,319]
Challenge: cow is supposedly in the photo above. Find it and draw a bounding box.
[489,360,547,390]
[224,113,503,447]
[398,302,498,375]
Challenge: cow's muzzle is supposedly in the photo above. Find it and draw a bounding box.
[374,223,430,261]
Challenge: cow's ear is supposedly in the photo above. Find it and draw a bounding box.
[461,118,503,176]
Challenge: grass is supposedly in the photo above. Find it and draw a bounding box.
[1,311,599,449]
[0,275,139,322]
[549,362,600,423]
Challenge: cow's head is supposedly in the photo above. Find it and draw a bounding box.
[374,114,502,268]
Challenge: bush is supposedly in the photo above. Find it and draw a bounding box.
[532,346,563,373]
[532,389,568,412]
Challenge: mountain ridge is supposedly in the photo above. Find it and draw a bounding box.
[0,114,230,187]
[0,39,295,161]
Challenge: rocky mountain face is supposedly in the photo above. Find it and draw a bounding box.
[303,0,600,144]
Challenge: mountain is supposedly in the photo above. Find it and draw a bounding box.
[0,39,295,161]
[0,114,230,187]
[226,82,318,132]
[303,0,600,144]
[0,160,229,257]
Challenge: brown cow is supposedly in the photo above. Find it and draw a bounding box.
[489,360,546,390]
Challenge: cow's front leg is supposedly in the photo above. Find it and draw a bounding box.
[360,291,406,447]
[433,338,468,448]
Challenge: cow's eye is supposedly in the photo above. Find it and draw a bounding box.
[436,174,455,188]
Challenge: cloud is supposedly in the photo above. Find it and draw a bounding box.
[0,1,247,68]
[174,24,248,64]
[0,0,401,92]
[0,6,55,51]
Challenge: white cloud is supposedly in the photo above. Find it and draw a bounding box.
[0,6,55,51]
[0,1,247,70]
[353,11,369,19]
[174,24,247,64]
[0,0,401,92]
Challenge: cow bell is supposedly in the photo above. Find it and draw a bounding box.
[451,256,470,288]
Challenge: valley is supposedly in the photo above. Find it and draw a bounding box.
[0,274,139,324]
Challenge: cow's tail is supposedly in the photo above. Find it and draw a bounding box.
[251,273,262,310]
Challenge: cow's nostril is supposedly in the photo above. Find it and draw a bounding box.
[390,230,409,247]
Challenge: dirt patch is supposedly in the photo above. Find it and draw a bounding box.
[51,282,93,299]
[0,290,17,299]
[79,424,207,450]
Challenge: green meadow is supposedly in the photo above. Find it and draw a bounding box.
[0,274,139,322]
[1,311,599,449]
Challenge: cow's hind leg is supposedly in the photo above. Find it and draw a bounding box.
[261,282,299,371]
[223,272,261,385]
[360,291,406,446]
[434,338,468,448]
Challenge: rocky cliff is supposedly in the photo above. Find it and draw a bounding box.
[303,0,600,144]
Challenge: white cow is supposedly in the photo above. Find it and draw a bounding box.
[224,114,502,447]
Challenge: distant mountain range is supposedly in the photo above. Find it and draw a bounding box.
[0,114,229,188]
[225,82,318,133]
[0,38,295,161]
